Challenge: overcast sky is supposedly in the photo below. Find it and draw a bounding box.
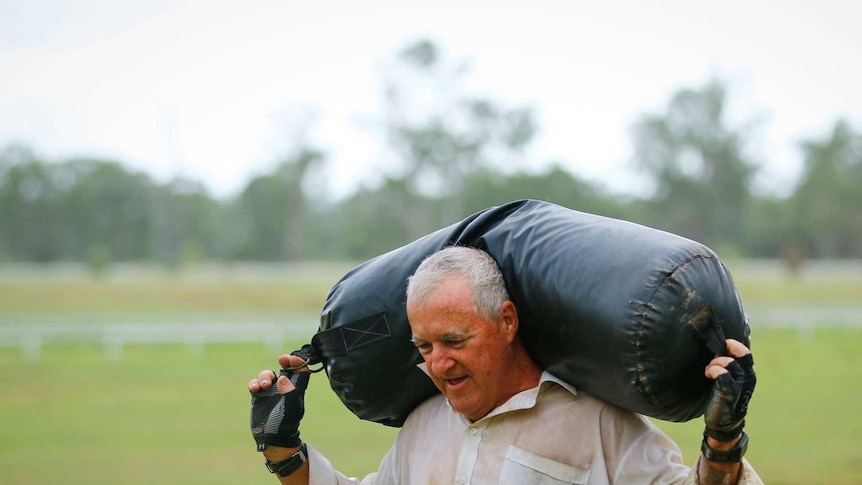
[1,0,860,200]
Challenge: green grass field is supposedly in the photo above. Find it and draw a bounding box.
[1,262,860,484]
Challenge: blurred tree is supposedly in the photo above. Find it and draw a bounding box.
[282,149,324,260]
[737,195,793,258]
[233,172,289,260]
[0,145,64,261]
[630,79,758,253]
[6,63,859,264]
[84,243,112,276]
[377,39,538,232]
[150,177,220,267]
[232,148,324,260]
[330,177,429,260]
[0,147,227,265]
[790,119,862,258]
[61,158,153,263]
[326,166,636,261]
[460,165,631,220]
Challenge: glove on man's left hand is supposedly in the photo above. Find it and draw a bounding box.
[250,367,310,451]
[703,352,756,441]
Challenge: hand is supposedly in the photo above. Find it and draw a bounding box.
[249,353,311,452]
[703,339,756,442]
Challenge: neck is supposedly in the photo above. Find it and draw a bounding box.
[507,342,544,393]
[468,348,543,423]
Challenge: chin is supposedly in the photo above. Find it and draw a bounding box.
[450,401,482,419]
[446,398,468,413]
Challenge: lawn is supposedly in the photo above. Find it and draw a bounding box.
[0,342,399,484]
[0,261,860,484]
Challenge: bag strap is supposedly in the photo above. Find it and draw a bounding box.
[689,305,729,356]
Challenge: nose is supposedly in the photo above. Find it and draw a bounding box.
[428,347,456,377]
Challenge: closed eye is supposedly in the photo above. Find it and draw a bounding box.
[410,337,432,354]
[440,333,468,348]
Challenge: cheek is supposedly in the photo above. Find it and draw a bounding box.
[488,337,517,369]
[467,345,506,376]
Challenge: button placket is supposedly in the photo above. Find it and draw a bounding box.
[453,423,486,484]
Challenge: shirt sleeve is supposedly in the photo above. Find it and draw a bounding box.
[306,443,400,485]
[607,416,691,483]
[306,444,363,485]
[594,403,764,485]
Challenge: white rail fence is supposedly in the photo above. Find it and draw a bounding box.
[0,321,318,361]
[2,306,861,362]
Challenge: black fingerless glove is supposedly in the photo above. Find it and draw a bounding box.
[250,367,311,451]
[703,353,756,441]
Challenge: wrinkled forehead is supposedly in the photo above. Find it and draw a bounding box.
[407,273,473,309]
[407,279,481,331]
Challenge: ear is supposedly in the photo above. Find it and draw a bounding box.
[499,300,519,343]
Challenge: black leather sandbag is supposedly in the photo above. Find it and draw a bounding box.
[308,199,751,427]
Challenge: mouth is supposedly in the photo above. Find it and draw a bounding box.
[444,376,468,388]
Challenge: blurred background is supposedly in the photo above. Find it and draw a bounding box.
[1,1,860,484]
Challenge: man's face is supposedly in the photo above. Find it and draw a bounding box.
[407,275,518,421]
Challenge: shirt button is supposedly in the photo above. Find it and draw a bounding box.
[458,478,466,485]
[470,428,477,435]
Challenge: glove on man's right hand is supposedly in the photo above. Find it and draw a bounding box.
[250,368,310,451]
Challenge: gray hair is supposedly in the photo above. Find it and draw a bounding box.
[406,246,509,321]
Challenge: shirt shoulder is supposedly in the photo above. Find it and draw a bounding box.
[398,393,463,443]
[404,393,449,422]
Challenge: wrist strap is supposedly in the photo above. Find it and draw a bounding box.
[265,443,309,477]
[701,431,748,463]
[705,419,745,442]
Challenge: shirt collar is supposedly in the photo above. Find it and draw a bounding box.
[416,364,577,425]
[476,371,577,423]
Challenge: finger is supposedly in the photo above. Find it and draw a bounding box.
[725,338,751,358]
[723,338,755,370]
[249,379,261,393]
[277,374,297,394]
[705,364,728,380]
[279,353,310,372]
[707,359,746,381]
[705,356,734,379]
[257,369,278,388]
[708,355,736,368]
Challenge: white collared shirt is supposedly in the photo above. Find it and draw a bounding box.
[306,372,762,484]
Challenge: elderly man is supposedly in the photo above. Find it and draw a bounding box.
[249,246,761,484]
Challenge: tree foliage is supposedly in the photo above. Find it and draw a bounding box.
[1,42,860,264]
[630,80,756,253]
[790,120,862,257]
[379,39,538,229]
